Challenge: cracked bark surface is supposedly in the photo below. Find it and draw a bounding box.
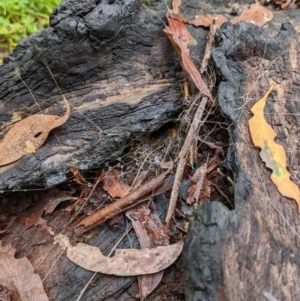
[0,0,183,190]
[184,22,300,301]
[3,0,300,300]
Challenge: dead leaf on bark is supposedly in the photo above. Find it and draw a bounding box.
[0,96,70,166]
[20,188,76,228]
[55,234,183,276]
[231,2,273,26]
[249,83,300,212]
[249,83,300,211]
[163,2,213,103]
[102,169,130,198]
[0,241,49,301]
[126,206,169,300]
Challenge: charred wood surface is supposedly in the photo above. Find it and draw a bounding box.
[184,22,300,301]
[0,0,183,190]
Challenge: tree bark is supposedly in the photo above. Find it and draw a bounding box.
[0,0,184,190]
[184,22,300,301]
[2,0,300,300]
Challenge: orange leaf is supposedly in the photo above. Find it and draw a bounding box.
[231,2,273,27]
[163,6,213,102]
[248,83,300,211]
[0,96,70,166]
[102,169,130,198]
[183,2,273,28]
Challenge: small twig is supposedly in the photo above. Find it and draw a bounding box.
[75,170,170,235]
[42,249,65,283]
[200,20,217,74]
[211,183,232,208]
[131,171,150,191]
[63,186,88,213]
[217,168,234,185]
[175,208,186,219]
[69,172,104,223]
[75,225,133,301]
[165,96,208,226]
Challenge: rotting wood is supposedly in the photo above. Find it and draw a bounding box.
[184,21,300,301]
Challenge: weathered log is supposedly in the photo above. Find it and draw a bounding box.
[0,0,184,190]
[0,1,206,300]
[4,1,300,300]
[184,22,300,301]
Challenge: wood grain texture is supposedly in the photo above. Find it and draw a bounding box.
[0,0,183,190]
[184,22,300,301]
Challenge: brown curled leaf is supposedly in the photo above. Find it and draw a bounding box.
[55,234,183,276]
[20,188,76,228]
[187,163,207,204]
[0,96,70,166]
[0,241,49,301]
[126,207,168,300]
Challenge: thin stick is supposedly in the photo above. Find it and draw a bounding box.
[69,172,104,224]
[75,225,133,301]
[200,20,217,74]
[165,96,208,226]
[75,170,170,235]
[211,183,232,208]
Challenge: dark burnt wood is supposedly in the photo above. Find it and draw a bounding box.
[184,22,300,301]
[0,0,184,190]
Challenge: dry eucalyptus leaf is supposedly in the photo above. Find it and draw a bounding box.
[20,188,76,228]
[0,96,70,166]
[126,207,169,300]
[249,83,300,210]
[55,234,183,276]
[0,241,49,301]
